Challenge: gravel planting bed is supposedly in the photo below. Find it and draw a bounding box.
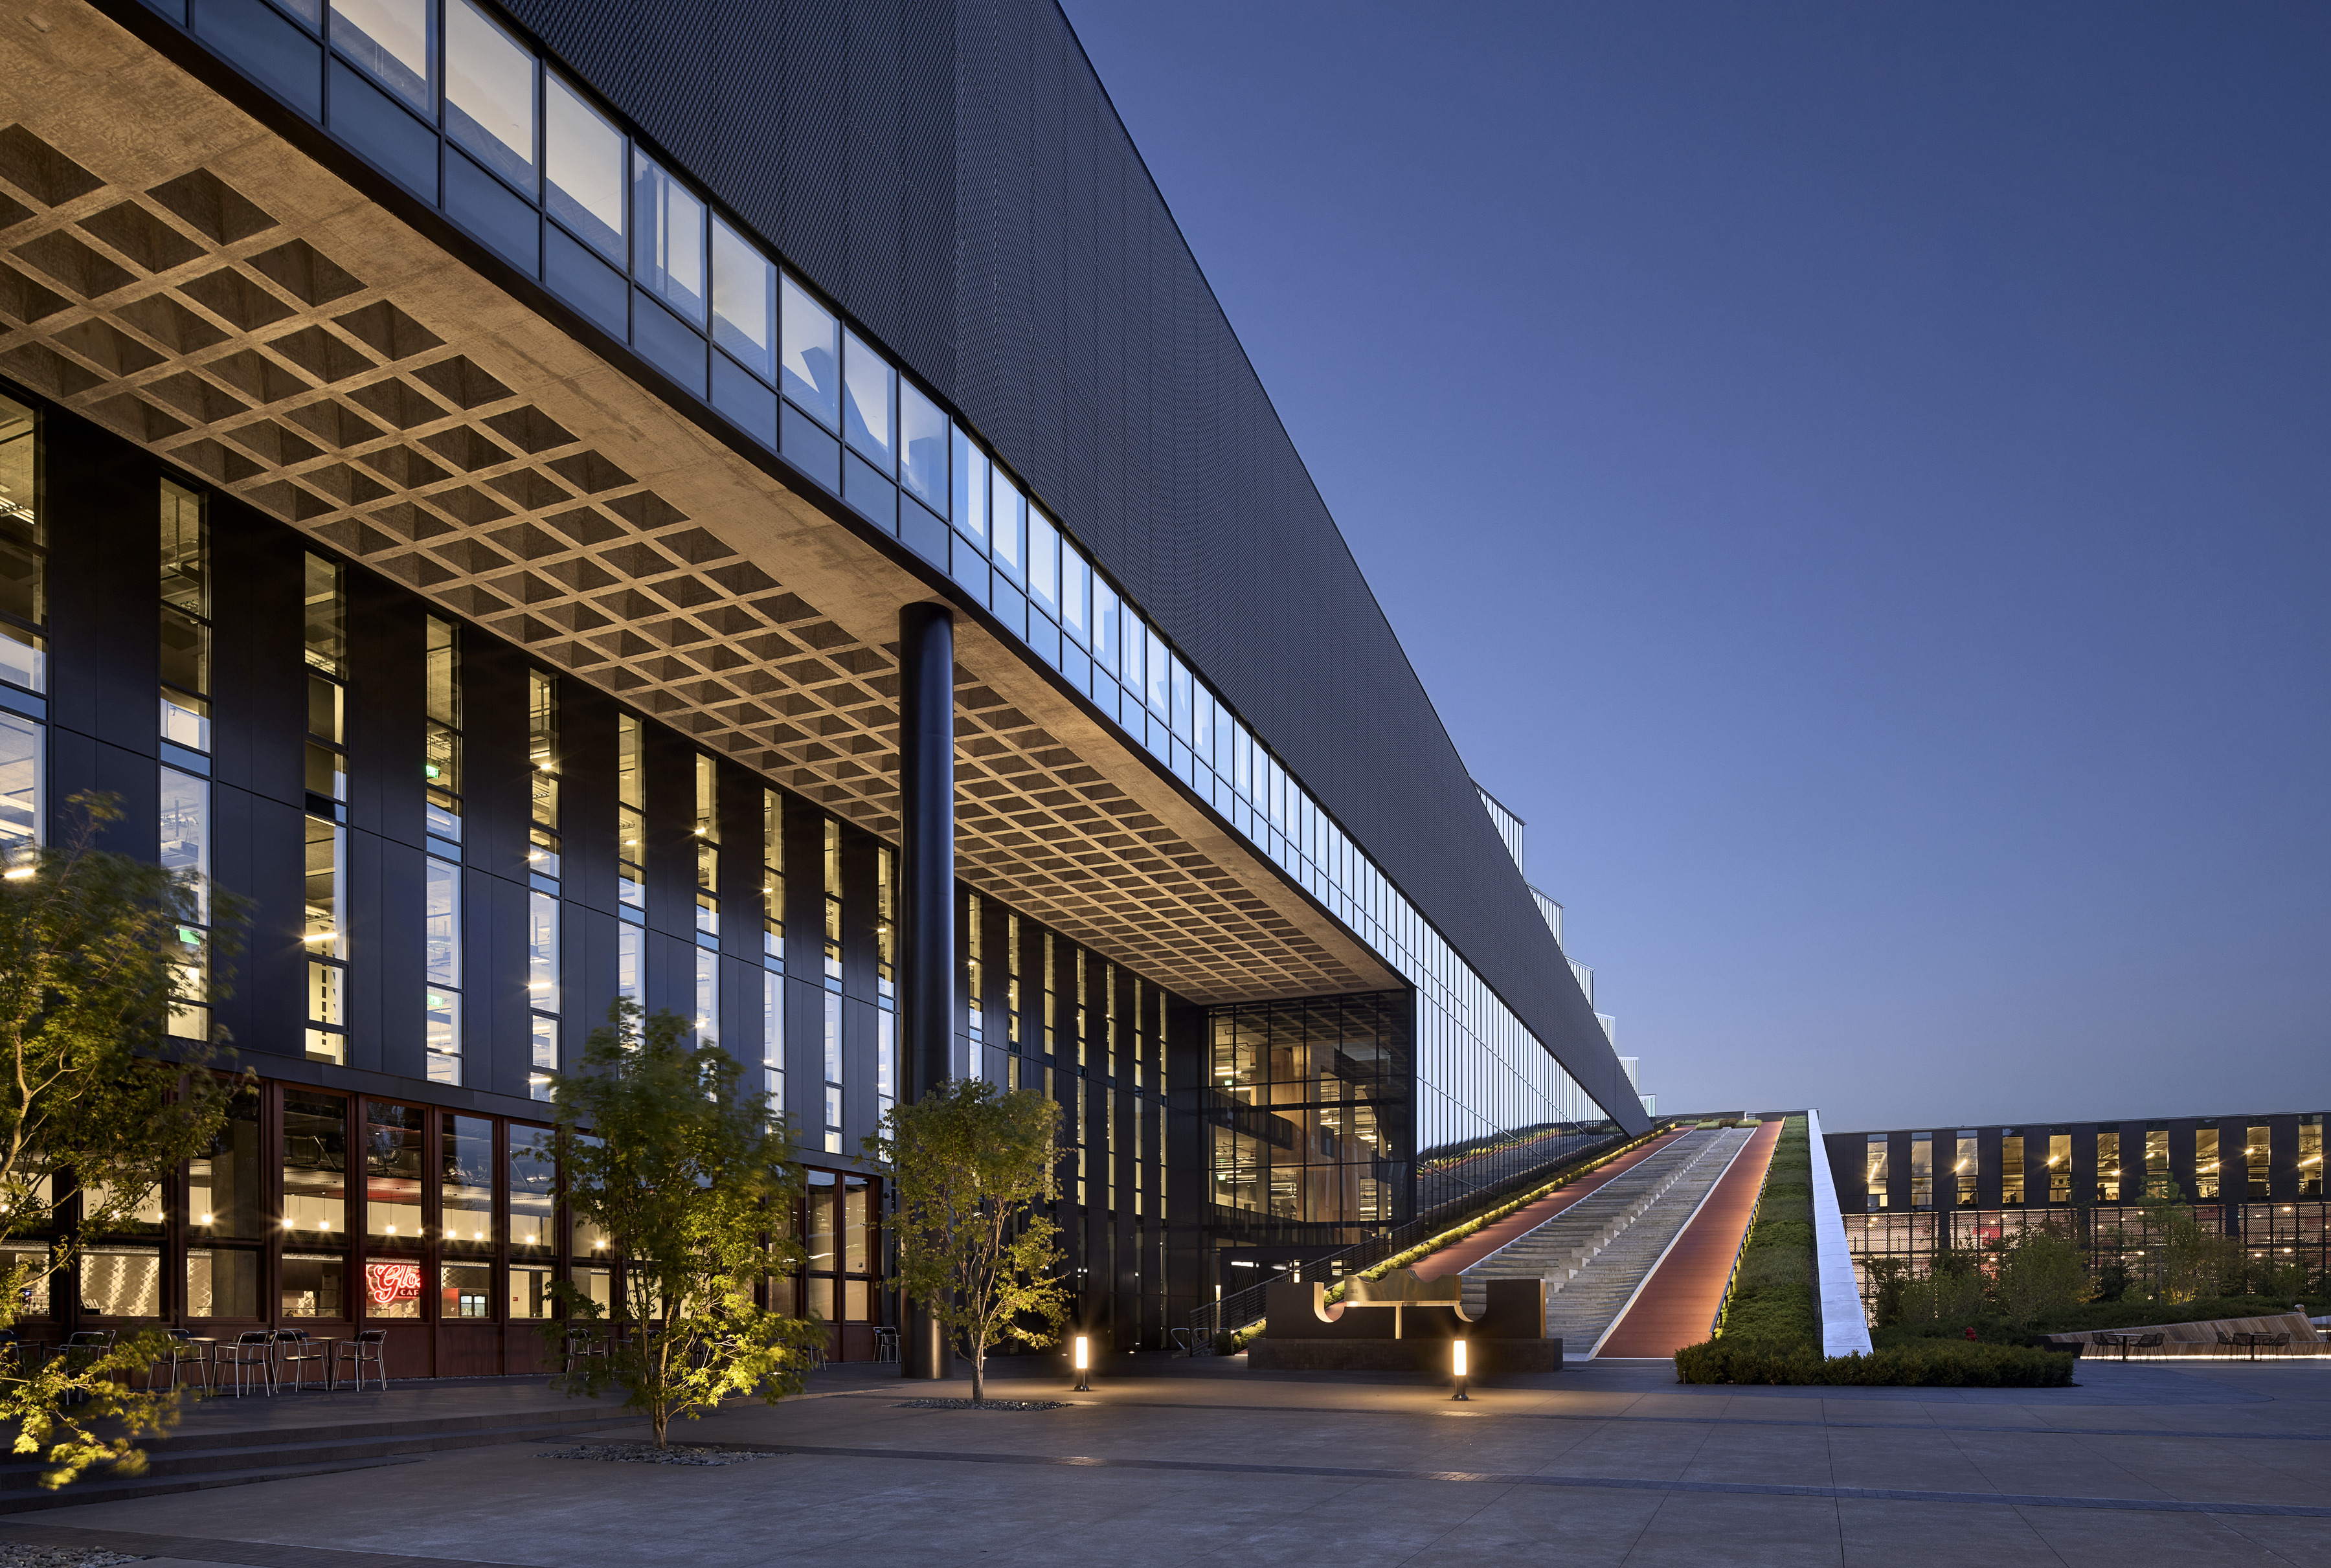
[0,1547,147,1567]
[535,1443,766,1466]
[895,1398,1070,1411]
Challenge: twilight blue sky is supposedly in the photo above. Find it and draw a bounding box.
[1059,1,2331,1131]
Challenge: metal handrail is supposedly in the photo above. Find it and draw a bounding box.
[1191,1124,1670,1343]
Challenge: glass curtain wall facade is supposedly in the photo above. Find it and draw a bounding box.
[0,385,1189,1356]
[1830,1112,2331,1310]
[119,0,1627,1200]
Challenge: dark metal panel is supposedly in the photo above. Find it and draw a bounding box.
[447,0,1643,1125]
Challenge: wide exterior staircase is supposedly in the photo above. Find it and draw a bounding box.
[1459,1125,1754,1357]
[0,1382,633,1512]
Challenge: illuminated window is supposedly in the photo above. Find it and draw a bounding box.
[157,480,209,751]
[1909,1135,1932,1210]
[2001,1134,2025,1206]
[1865,1135,1889,1211]
[2247,1125,2272,1200]
[2049,1132,2071,1204]
[1955,1132,1977,1205]
[528,670,559,880]
[2196,1125,2220,1200]
[2096,1130,2121,1202]
[616,713,644,910]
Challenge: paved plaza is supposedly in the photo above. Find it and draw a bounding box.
[5,1356,2331,1566]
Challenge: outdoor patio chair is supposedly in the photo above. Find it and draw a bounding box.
[221,1330,276,1397]
[560,1325,609,1377]
[275,1328,328,1392]
[332,1328,388,1392]
[58,1330,115,1402]
[145,1328,214,1392]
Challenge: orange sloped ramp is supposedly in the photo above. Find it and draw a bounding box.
[1595,1117,1782,1358]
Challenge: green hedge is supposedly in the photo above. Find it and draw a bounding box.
[1676,1338,2076,1387]
[1711,1115,1816,1349]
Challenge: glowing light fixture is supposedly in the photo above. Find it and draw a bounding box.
[1451,1338,1470,1401]
[1072,1334,1091,1392]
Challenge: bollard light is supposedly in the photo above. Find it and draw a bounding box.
[1452,1338,1470,1402]
[1073,1333,1092,1392]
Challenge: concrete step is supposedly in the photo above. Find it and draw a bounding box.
[0,1401,633,1512]
[1461,1125,1753,1354]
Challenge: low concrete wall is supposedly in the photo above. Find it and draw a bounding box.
[2044,1312,2321,1348]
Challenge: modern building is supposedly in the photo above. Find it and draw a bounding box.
[1825,1111,2330,1305]
[0,0,1644,1372]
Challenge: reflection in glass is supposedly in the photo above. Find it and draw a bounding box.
[899,381,947,511]
[330,0,429,109]
[633,154,707,324]
[840,333,893,469]
[950,431,987,544]
[780,277,839,427]
[545,73,624,259]
[444,0,536,191]
[711,218,774,379]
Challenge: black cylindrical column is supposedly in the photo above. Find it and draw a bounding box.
[897,601,954,1380]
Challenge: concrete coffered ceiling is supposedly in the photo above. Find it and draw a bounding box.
[0,1,1399,1003]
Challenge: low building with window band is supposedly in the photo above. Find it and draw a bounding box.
[1825,1112,2330,1310]
[0,0,1645,1371]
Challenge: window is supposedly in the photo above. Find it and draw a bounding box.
[444,0,536,192]
[329,0,429,111]
[1026,511,1059,618]
[840,332,893,469]
[761,788,784,960]
[440,1113,493,1250]
[281,1091,347,1237]
[2247,1124,2272,1200]
[189,1092,262,1239]
[158,765,209,1040]
[545,72,623,259]
[633,154,706,324]
[509,1125,554,1255]
[527,890,557,1097]
[694,948,718,1046]
[2096,1130,2121,1202]
[1864,1135,1888,1211]
[2196,1126,2220,1200]
[711,218,774,379]
[965,892,984,1046]
[876,847,895,1119]
[304,815,346,1063]
[527,669,559,879]
[158,480,209,751]
[822,990,842,1156]
[185,1248,257,1317]
[2048,1132,2071,1204]
[364,1103,423,1242]
[2301,1117,2322,1198]
[424,855,462,1084]
[899,381,946,511]
[693,753,719,939]
[280,1253,344,1318]
[991,472,1025,583]
[780,276,839,427]
[2001,1134,2025,1205]
[616,921,642,1012]
[760,968,783,1108]
[0,710,38,871]
[1909,1135,1931,1209]
[0,392,45,694]
[2146,1127,2170,1198]
[616,713,644,910]
[424,616,462,842]
[950,431,987,546]
[304,555,346,804]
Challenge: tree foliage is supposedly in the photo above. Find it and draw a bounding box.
[1987,1223,2094,1327]
[868,1079,1070,1404]
[548,1003,821,1446]
[0,796,243,1488]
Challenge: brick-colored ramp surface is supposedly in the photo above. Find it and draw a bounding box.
[1596,1118,1783,1358]
[1413,1132,1687,1281]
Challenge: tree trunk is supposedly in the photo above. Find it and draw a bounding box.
[969,1337,984,1406]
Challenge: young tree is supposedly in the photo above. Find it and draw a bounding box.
[868,1079,1070,1405]
[548,1003,820,1448]
[0,796,243,1488]
[1987,1223,2093,1327]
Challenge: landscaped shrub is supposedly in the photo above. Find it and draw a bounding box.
[1678,1338,2075,1387]
[1710,1115,1816,1349]
[1873,1294,2328,1350]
